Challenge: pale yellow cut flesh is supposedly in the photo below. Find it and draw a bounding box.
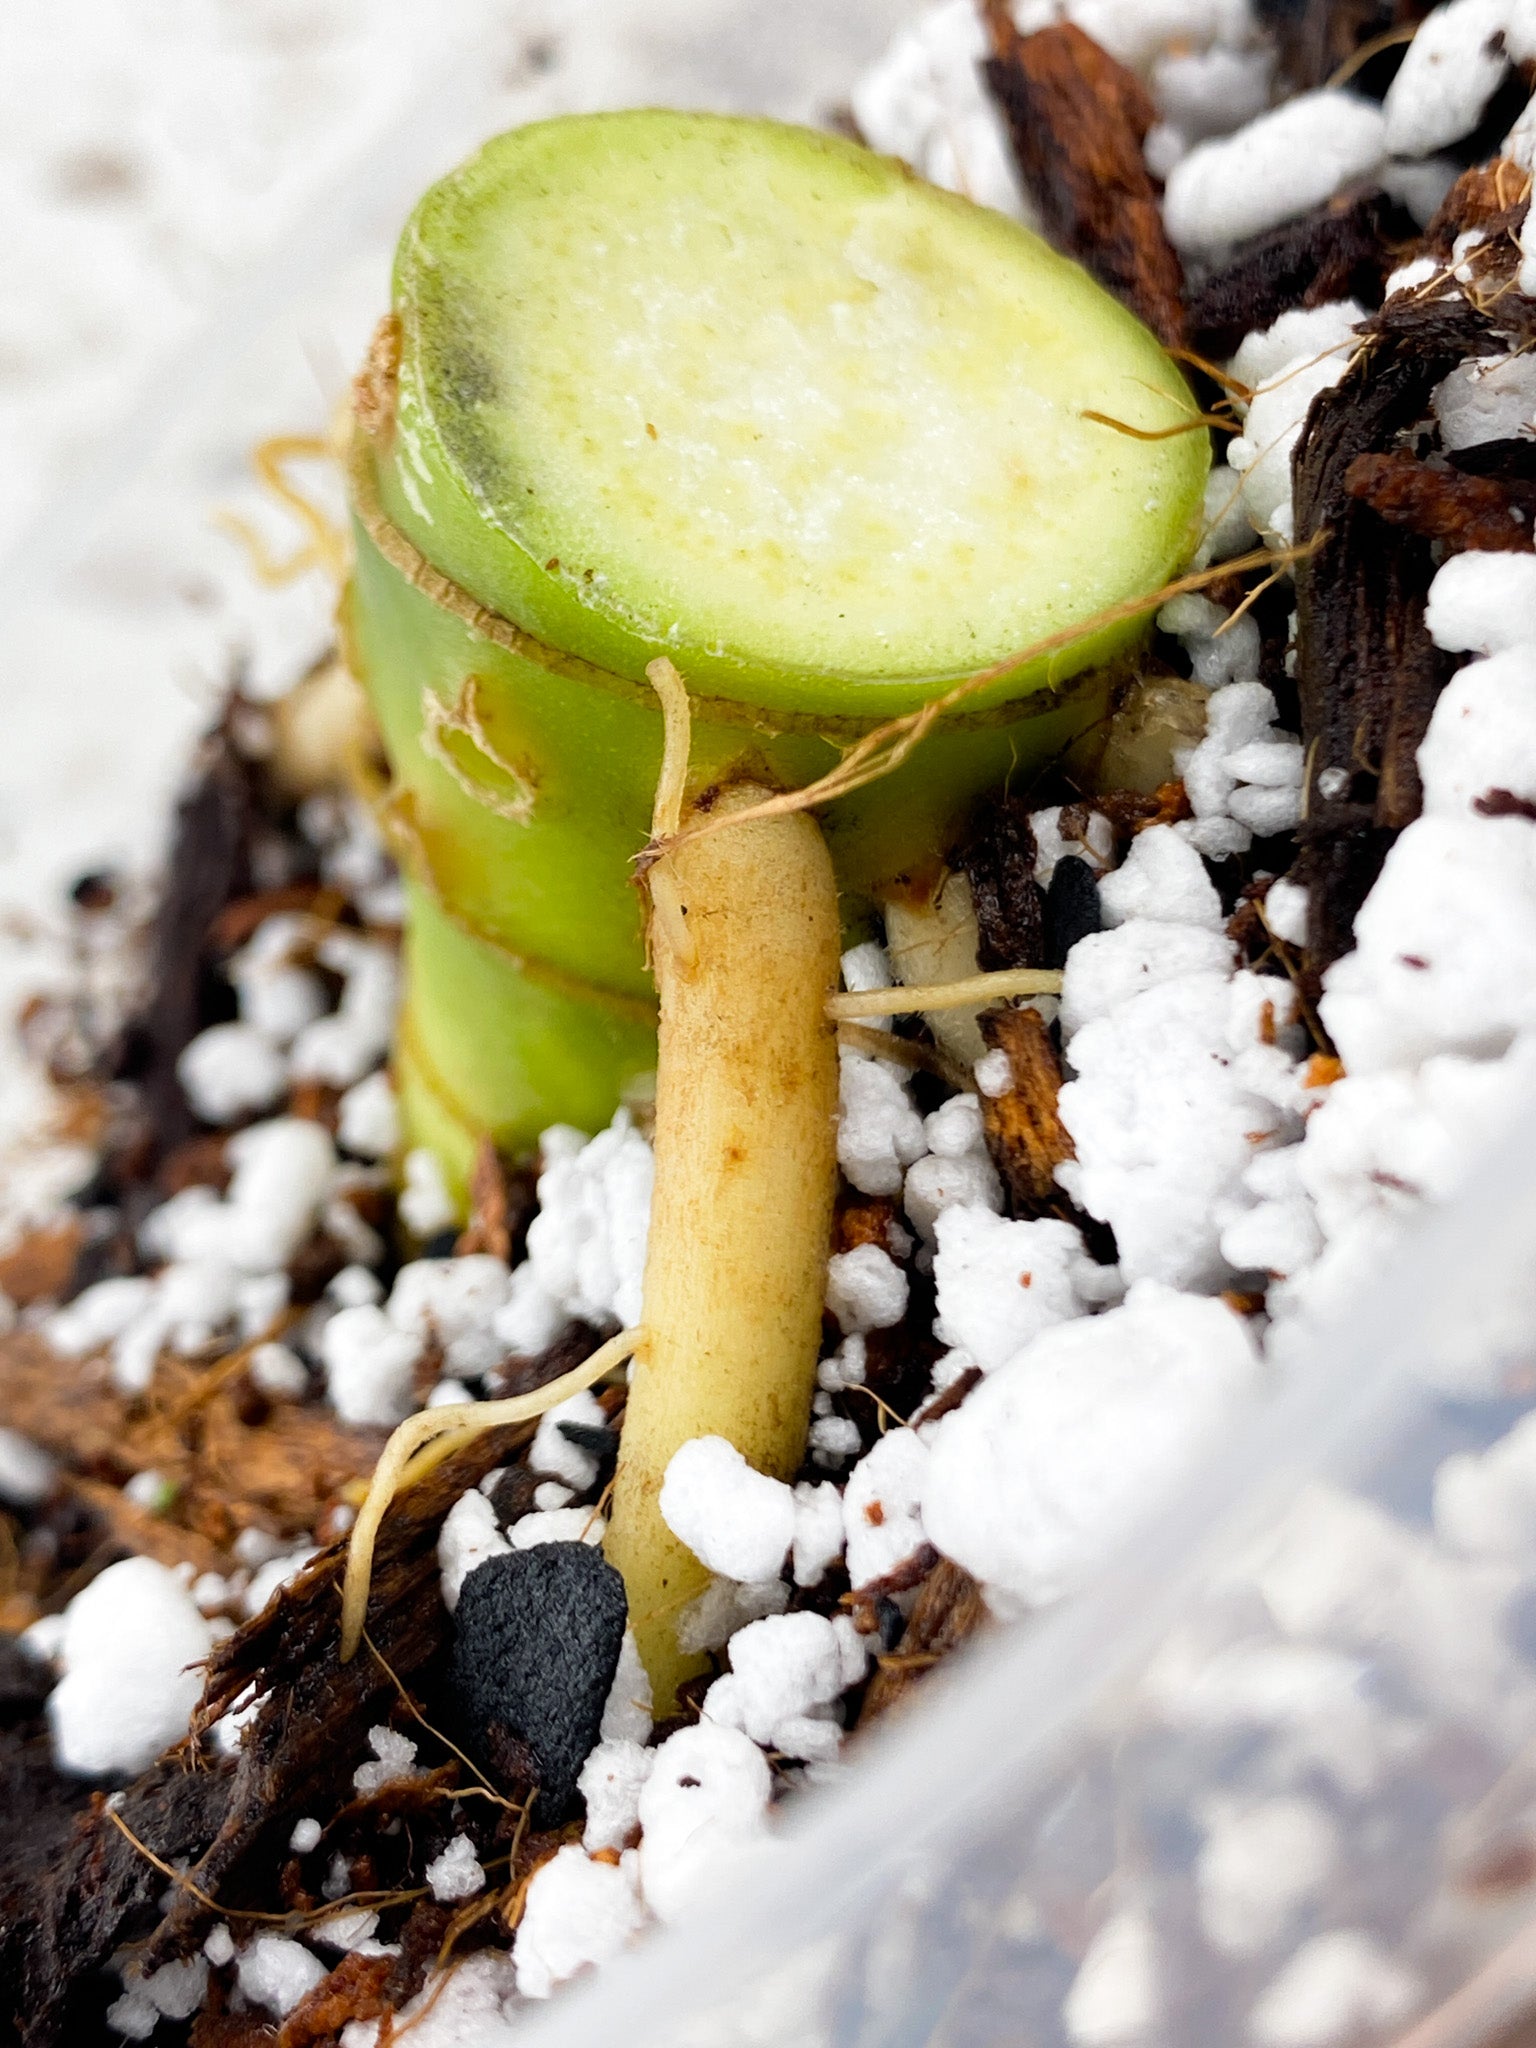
[391,110,1208,712]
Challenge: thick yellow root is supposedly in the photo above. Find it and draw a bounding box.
[605,672,842,1708]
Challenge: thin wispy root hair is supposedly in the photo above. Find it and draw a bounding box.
[635,537,1321,873]
[339,1326,646,1661]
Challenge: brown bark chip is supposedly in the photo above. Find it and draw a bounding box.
[981,13,1186,346]
[453,1137,533,1264]
[1476,788,1536,820]
[913,1366,983,1430]
[859,1560,988,1725]
[0,1418,533,2046]
[1345,450,1536,552]
[833,1191,904,1257]
[190,2007,277,2048]
[0,1219,86,1308]
[1423,156,1532,258]
[978,1006,1075,1211]
[845,1546,943,1637]
[2,1756,236,2047]
[277,1953,393,2048]
[960,796,1046,974]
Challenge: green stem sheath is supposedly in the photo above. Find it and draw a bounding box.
[345,111,1205,1191]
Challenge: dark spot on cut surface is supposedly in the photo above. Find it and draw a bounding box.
[452,1542,627,1820]
[436,333,499,412]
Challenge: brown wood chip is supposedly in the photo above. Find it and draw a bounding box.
[834,1191,903,1257]
[483,1319,606,1403]
[981,11,1186,346]
[1082,788,1160,836]
[62,1473,228,1580]
[287,1078,342,1131]
[859,1559,987,1725]
[978,1005,1075,1210]
[454,1137,516,1261]
[131,720,263,1162]
[1135,779,1195,832]
[1345,450,1536,552]
[276,1953,393,2048]
[205,881,345,959]
[193,2009,281,2048]
[912,1365,983,1430]
[0,1219,86,1308]
[156,1133,232,1198]
[1476,788,1536,820]
[2,1751,233,2045]
[846,1545,942,1635]
[1416,161,1536,350]
[1423,156,1532,257]
[0,1411,528,2045]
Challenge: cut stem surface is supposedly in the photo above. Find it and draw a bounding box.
[386,111,1208,717]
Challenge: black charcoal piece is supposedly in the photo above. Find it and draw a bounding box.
[420,1228,460,1260]
[1043,856,1102,969]
[452,1542,628,1818]
[875,1598,905,1654]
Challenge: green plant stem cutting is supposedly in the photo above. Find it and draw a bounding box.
[342,108,1208,1701]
